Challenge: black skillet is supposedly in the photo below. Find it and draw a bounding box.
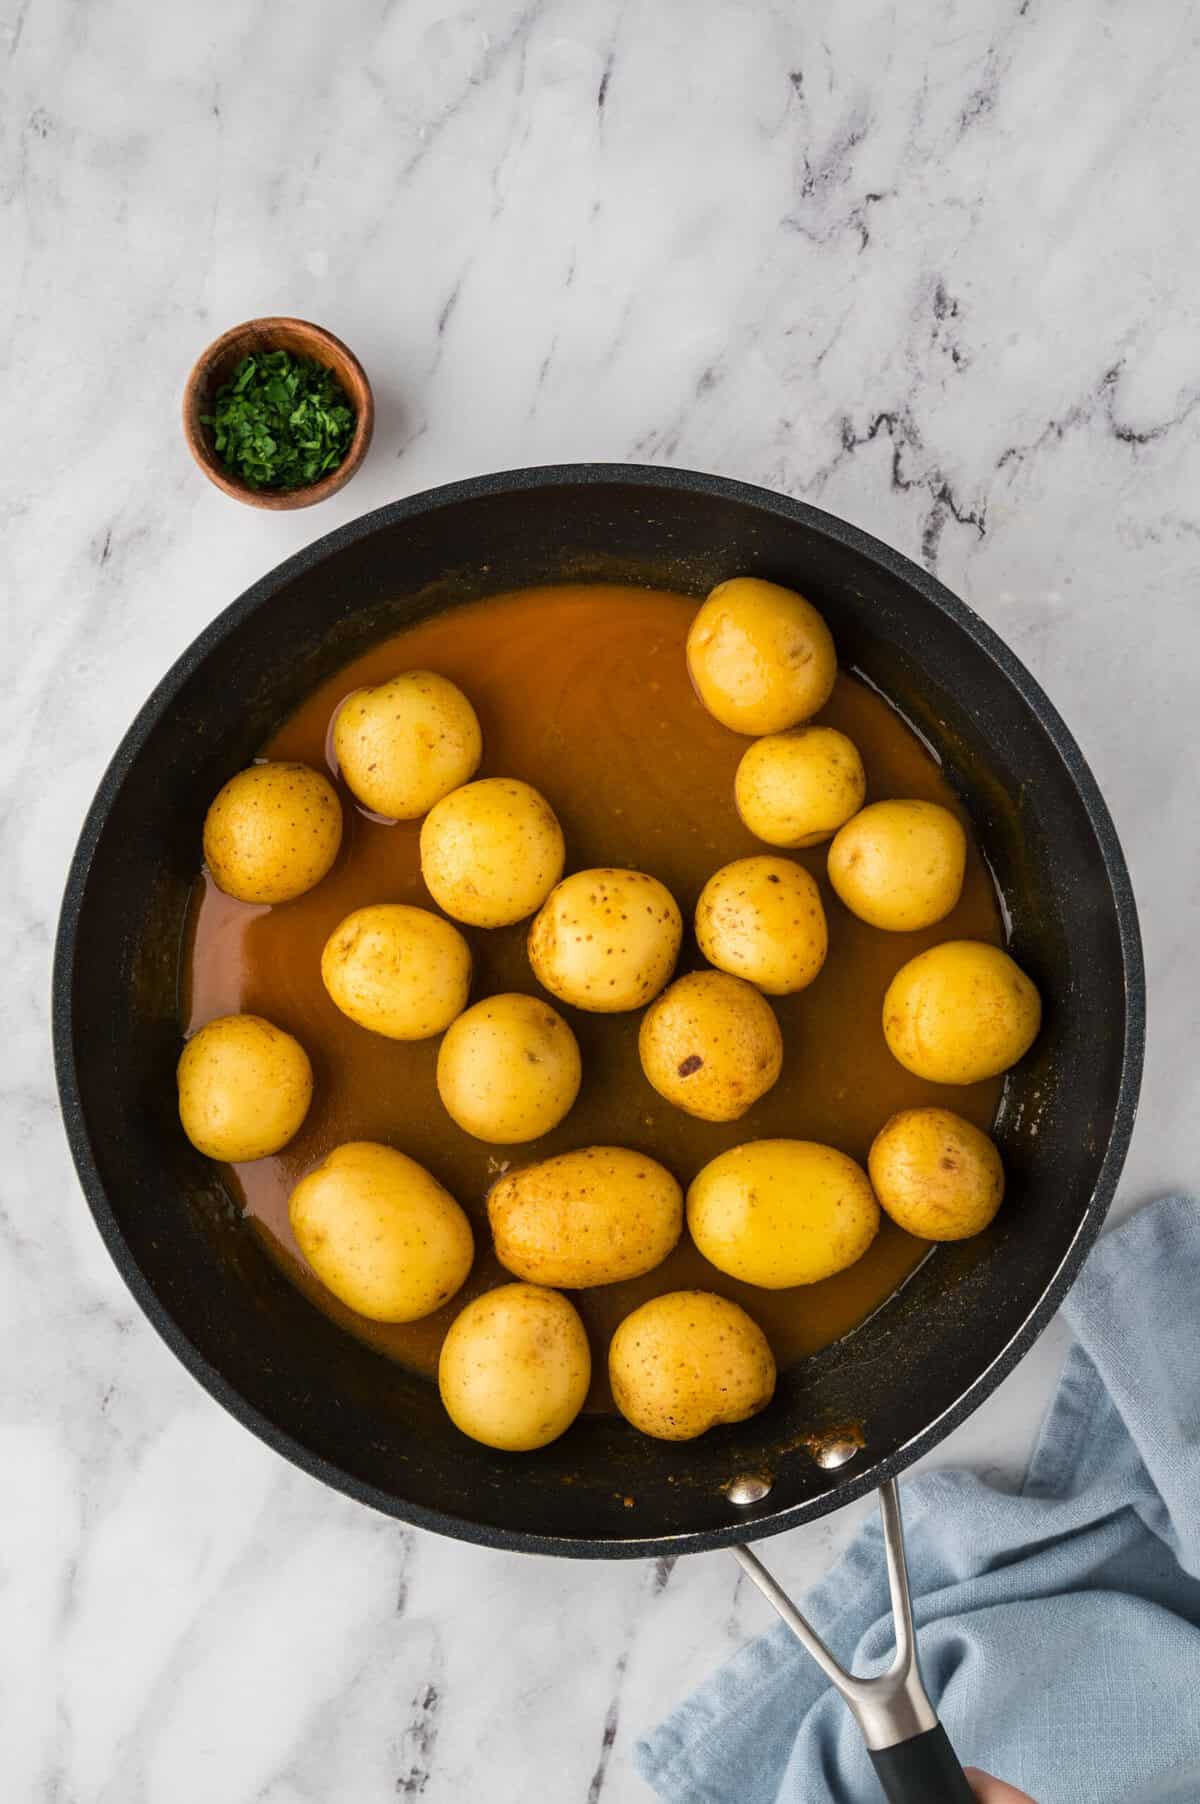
[53,466,1143,1800]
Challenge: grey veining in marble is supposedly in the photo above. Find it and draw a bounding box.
[3,1,1198,1798]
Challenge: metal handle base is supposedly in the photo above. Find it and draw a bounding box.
[733,1479,975,1801]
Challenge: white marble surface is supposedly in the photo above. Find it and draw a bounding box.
[4,0,1199,1798]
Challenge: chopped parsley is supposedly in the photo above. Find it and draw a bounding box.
[203,350,356,491]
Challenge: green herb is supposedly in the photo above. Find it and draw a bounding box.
[202,350,356,491]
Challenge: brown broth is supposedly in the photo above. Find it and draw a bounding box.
[182,584,1003,1406]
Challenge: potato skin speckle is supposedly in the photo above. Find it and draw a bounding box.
[828,800,966,931]
[439,1284,590,1451]
[488,1146,683,1287]
[333,671,481,819]
[638,970,782,1121]
[686,577,836,735]
[321,903,471,1040]
[420,778,564,927]
[178,1013,313,1161]
[695,856,827,995]
[289,1141,474,1323]
[608,1291,776,1441]
[735,725,866,848]
[203,762,342,904]
[528,868,682,1012]
[437,993,581,1143]
[869,1107,1005,1239]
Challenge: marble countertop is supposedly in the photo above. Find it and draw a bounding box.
[5,1,1198,1798]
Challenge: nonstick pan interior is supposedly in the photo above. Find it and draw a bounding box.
[52,466,1143,1557]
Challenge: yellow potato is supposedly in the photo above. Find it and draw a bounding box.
[437,993,581,1143]
[528,868,682,1013]
[420,778,565,927]
[438,1283,591,1451]
[735,725,866,848]
[177,1013,312,1162]
[687,1140,880,1288]
[608,1291,776,1442]
[333,671,482,820]
[828,799,967,932]
[488,1147,683,1287]
[321,904,471,1040]
[203,762,342,904]
[883,940,1042,1084]
[288,1142,473,1323]
[686,577,837,736]
[638,969,783,1123]
[639,971,782,1121]
[695,856,828,995]
[869,1108,1005,1240]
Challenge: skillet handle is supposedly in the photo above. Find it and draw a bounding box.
[733,1482,979,1804]
[869,1722,978,1802]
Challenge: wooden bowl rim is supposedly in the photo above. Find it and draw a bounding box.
[182,316,374,511]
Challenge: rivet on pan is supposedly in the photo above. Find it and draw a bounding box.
[724,1472,772,1506]
[812,1439,859,1471]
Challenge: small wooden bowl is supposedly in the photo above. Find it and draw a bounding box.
[183,317,374,510]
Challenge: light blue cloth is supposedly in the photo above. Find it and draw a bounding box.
[638,1195,1200,1803]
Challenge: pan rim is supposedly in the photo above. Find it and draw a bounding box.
[51,462,1145,1558]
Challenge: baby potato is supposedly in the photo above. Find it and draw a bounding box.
[438,1283,591,1451]
[735,725,866,848]
[609,1291,776,1442]
[883,940,1042,1084]
[828,799,967,932]
[686,576,837,736]
[528,868,682,1013]
[695,856,827,996]
[638,970,783,1122]
[420,778,565,927]
[687,1140,880,1288]
[869,1108,1005,1240]
[333,671,482,820]
[289,1141,473,1323]
[203,762,342,904]
[488,1147,683,1288]
[178,1013,312,1162]
[321,903,471,1040]
[437,993,581,1143]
